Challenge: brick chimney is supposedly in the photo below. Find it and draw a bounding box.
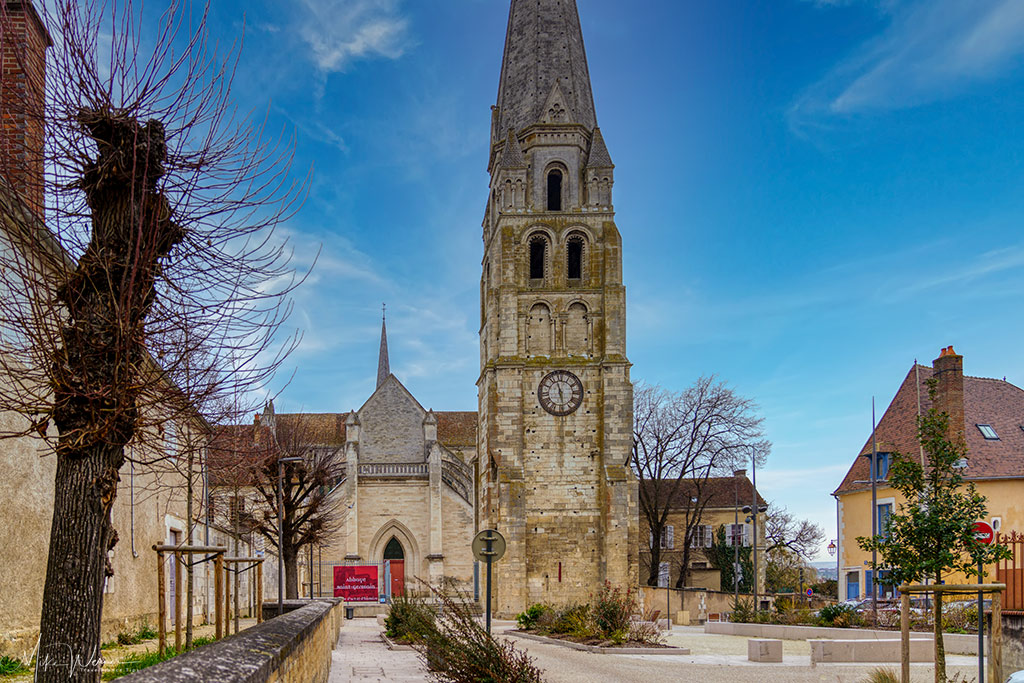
[932,345,965,445]
[0,1,50,218]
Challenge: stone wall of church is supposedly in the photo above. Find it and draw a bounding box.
[440,487,476,589]
[356,480,431,581]
[358,380,426,463]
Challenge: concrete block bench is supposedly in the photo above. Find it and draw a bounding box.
[747,638,782,662]
[809,638,933,663]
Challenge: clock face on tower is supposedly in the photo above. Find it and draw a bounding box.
[537,370,584,416]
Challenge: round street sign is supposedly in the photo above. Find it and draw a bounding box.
[806,588,813,597]
[972,521,994,545]
[472,529,507,562]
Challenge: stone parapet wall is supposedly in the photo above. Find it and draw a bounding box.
[121,599,343,683]
[1000,612,1024,674]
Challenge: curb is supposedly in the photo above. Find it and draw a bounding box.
[380,633,416,651]
[506,630,690,655]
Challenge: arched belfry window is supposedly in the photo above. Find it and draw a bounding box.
[547,169,563,211]
[384,537,404,560]
[529,234,547,281]
[567,233,586,282]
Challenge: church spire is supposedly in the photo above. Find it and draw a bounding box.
[377,304,389,388]
[494,0,597,141]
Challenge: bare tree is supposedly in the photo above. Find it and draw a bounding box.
[632,379,769,587]
[763,505,825,594]
[0,1,306,678]
[210,412,345,600]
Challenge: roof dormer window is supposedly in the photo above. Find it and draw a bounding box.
[977,424,999,440]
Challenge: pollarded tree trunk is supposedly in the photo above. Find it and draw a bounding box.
[933,572,946,683]
[284,543,300,600]
[36,114,183,683]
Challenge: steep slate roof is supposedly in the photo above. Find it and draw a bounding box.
[833,365,1024,495]
[206,424,277,487]
[640,476,765,510]
[436,411,477,447]
[276,412,349,447]
[586,127,613,168]
[495,0,597,137]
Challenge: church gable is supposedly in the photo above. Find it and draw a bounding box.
[357,375,427,464]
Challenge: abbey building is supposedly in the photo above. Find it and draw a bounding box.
[212,0,639,615]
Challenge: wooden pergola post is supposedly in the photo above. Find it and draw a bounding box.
[900,592,910,683]
[174,551,182,651]
[256,561,264,624]
[214,552,223,639]
[156,550,166,653]
[224,561,232,635]
[991,590,1002,683]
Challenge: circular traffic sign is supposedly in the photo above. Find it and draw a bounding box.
[972,521,994,545]
[472,529,506,562]
[806,588,813,597]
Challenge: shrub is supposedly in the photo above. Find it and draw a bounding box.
[548,603,590,636]
[863,667,900,683]
[115,620,158,646]
[818,602,856,626]
[385,592,436,643]
[628,611,665,646]
[515,604,549,630]
[729,597,756,623]
[592,582,635,637]
[413,587,543,683]
[0,655,31,675]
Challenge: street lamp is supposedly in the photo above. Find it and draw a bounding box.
[277,456,303,616]
[828,540,838,600]
[861,396,879,623]
[743,503,768,609]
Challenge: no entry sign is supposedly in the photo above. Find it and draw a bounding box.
[972,521,994,545]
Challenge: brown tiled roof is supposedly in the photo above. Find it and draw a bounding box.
[275,413,348,446]
[834,365,1024,495]
[436,411,477,447]
[640,476,765,510]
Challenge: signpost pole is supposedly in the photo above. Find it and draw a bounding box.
[978,559,984,683]
[486,533,493,635]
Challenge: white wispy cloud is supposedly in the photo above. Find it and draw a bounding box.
[790,0,1024,131]
[297,0,411,74]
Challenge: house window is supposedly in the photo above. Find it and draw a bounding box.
[977,424,999,440]
[877,503,893,539]
[165,421,177,460]
[726,523,749,547]
[547,169,563,211]
[690,524,713,548]
[658,562,669,588]
[660,525,675,550]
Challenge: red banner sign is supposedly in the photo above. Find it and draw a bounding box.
[972,521,994,545]
[334,565,379,602]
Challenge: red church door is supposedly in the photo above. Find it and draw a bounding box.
[390,560,404,597]
[383,537,405,598]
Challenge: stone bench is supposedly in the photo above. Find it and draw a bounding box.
[809,638,933,663]
[747,638,782,663]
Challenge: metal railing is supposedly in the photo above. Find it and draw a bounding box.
[996,530,1024,611]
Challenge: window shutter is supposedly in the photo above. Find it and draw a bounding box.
[726,527,733,547]
[704,525,713,548]
[744,524,752,547]
[648,531,654,550]
[658,562,669,588]
[666,525,674,549]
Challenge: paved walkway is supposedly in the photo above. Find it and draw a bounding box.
[329,618,428,682]
[328,618,982,683]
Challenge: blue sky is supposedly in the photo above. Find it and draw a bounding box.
[193,0,1024,561]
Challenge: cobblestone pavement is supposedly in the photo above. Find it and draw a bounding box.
[330,618,982,683]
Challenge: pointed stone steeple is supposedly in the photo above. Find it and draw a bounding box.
[376,305,389,388]
[498,129,526,169]
[586,127,613,169]
[494,0,597,140]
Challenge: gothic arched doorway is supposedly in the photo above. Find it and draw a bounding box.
[383,537,405,597]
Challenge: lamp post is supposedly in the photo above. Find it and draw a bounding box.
[743,503,768,609]
[827,540,837,600]
[277,456,303,616]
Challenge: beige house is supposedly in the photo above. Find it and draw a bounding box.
[639,473,767,594]
[833,346,1024,601]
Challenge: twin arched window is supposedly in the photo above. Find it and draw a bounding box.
[527,231,587,284]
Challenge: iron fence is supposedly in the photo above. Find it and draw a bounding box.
[996,530,1023,611]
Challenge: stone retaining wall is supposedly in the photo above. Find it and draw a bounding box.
[1001,613,1024,674]
[705,621,983,655]
[121,599,343,683]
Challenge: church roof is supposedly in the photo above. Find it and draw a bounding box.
[586,127,613,168]
[436,411,477,447]
[494,0,597,138]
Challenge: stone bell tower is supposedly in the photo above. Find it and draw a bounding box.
[477,0,638,616]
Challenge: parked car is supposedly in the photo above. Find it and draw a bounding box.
[1005,670,1024,683]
